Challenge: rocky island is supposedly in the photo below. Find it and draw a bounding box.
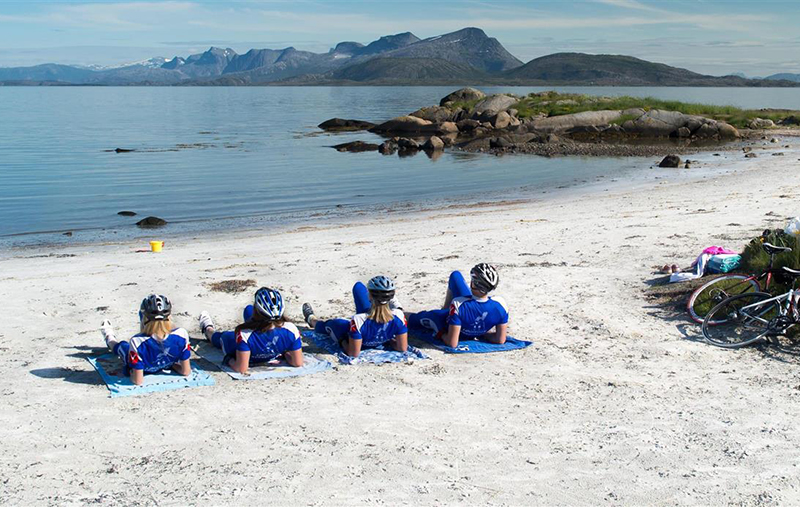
[321,87,800,158]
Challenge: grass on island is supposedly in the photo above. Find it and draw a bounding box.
[449,91,799,128]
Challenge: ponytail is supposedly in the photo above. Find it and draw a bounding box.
[367,303,394,324]
[234,313,288,337]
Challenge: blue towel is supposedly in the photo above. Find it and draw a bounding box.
[87,354,215,398]
[302,331,428,365]
[410,329,532,354]
[193,342,332,380]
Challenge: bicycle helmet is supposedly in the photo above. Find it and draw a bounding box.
[140,294,172,322]
[470,263,499,293]
[367,275,396,305]
[254,287,285,320]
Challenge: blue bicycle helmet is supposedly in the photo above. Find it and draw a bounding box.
[367,275,396,305]
[254,287,285,320]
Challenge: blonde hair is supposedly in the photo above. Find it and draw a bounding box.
[142,319,173,340]
[367,303,394,324]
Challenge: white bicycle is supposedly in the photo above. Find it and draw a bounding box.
[702,266,800,348]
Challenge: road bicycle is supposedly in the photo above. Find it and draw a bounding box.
[687,242,792,325]
[701,266,800,348]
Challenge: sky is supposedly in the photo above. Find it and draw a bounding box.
[0,0,798,76]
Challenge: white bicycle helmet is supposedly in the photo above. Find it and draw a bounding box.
[470,263,499,293]
[254,287,285,320]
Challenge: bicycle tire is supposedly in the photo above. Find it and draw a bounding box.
[687,274,760,325]
[702,292,778,348]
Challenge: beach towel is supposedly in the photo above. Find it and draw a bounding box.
[302,330,427,365]
[87,353,214,398]
[193,341,332,380]
[409,329,532,354]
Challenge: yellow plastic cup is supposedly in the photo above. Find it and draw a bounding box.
[149,240,164,253]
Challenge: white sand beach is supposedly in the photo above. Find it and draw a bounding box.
[2,146,800,505]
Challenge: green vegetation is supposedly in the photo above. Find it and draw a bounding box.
[741,230,800,293]
[447,97,483,112]
[609,113,641,126]
[505,91,799,128]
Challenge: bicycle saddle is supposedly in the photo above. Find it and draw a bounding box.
[781,266,800,277]
[763,242,792,255]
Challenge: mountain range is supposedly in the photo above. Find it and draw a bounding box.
[0,27,797,87]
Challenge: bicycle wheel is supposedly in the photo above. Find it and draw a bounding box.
[702,292,779,348]
[687,275,760,325]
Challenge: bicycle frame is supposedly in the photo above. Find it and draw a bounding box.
[738,288,799,328]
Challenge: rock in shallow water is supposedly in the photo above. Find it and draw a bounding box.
[332,141,379,153]
[318,118,376,131]
[658,154,682,168]
[136,216,167,228]
[117,211,137,217]
[423,136,445,151]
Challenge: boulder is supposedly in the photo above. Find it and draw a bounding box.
[673,127,692,138]
[410,106,461,123]
[117,211,137,217]
[489,137,512,149]
[333,141,379,152]
[397,138,420,150]
[437,122,459,135]
[658,155,682,168]
[456,119,481,132]
[685,118,703,133]
[136,216,167,228]
[694,123,717,139]
[439,87,486,107]
[472,94,518,116]
[717,123,740,140]
[621,108,646,118]
[422,136,445,151]
[748,118,775,129]
[745,152,758,158]
[318,118,376,131]
[370,115,435,134]
[770,137,779,143]
[492,111,513,129]
[378,141,396,155]
[531,110,624,133]
[370,116,456,135]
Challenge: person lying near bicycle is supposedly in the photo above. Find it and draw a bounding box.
[407,263,508,348]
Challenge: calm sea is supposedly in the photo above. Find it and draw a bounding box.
[1,86,798,247]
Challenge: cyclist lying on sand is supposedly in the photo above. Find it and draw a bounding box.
[407,263,509,348]
[302,276,408,358]
[100,294,192,385]
[198,287,304,373]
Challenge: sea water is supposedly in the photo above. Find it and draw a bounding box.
[1,86,797,246]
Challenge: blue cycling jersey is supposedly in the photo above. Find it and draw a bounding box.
[448,296,509,337]
[115,328,191,374]
[349,309,408,347]
[226,322,302,363]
